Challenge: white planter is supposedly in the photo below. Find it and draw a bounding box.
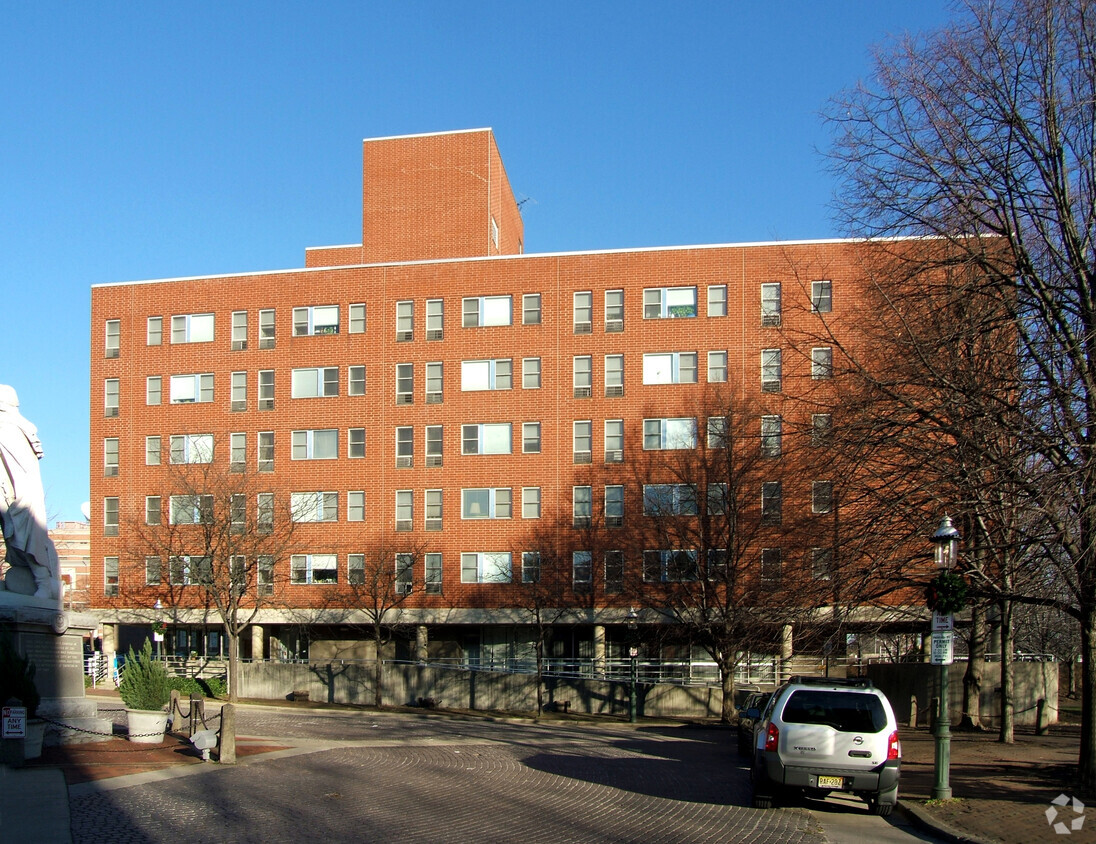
[24,719,45,759]
[126,708,168,744]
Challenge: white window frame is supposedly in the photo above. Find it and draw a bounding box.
[761,282,781,326]
[643,484,698,516]
[605,419,624,462]
[290,491,338,523]
[147,316,163,346]
[169,494,213,525]
[461,488,512,519]
[643,417,697,450]
[522,487,541,519]
[231,311,248,349]
[605,354,624,396]
[707,284,727,317]
[169,434,214,464]
[291,429,339,461]
[396,300,414,341]
[170,373,214,404]
[291,553,338,584]
[522,422,541,454]
[349,303,367,334]
[461,359,512,391]
[348,491,365,522]
[171,313,214,344]
[605,289,624,332]
[707,351,728,383]
[760,415,782,458]
[462,423,511,455]
[811,280,833,314]
[573,291,593,334]
[761,349,782,393]
[812,346,834,380]
[522,293,541,325]
[461,552,512,584]
[145,435,161,466]
[291,367,339,398]
[523,357,541,389]
[292,305,339,336]
[642,352,697,385]
[643,286,696,319]
[348,428,366,459]
[348,366,366,396]
[426,299,443,340]
[463,295,512,327]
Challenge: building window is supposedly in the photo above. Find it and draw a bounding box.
[348,491,365,522]
[396,427,414,468]
[103,438,119,476]
[170,494,213,525]
[425,489,443,531]
[463,295,511,327]
[104,379,119,416]
[761,349,782,393]
[462,423,511,455]
[573,356,592,397]
[522,293,541,325]
[291,554,337,584]
[707,416,727,449]
[605,419,624,462]
[605,485,624,527]
[292,367,338,398]
[644,286,696,319]
[348,428,366,459]
[426,425,443,467]
[812,280,833,314]
[104,556,119,596]
[426,299,443,340]
[395,490,413,531]
[425,553,442,594]
[259,309,276,348]
[707,351,728,383]
[231,311,248,350]
[103,497,119,536]
[395,363,413,404]
[573,421,592,464]
[395,300,414,342]
[461,552,511,583]
[258,370,275,410]
[573,485,592,527]
[761,482,782,525]
[293,305,339,336]
[643,549,698,582]
[760,415,782,458]
[348,366,366,396]
[761,548,782,583]
[461,359,511,391]
[573,551,592,587]
[522,551,540,584]
[605,289,624,332]
[523,358,541,389]
[462,488,511,519]
[349,303,366,334]
[257,555,274,595]
[230,495,246,534]
[708,285,727,317]
[145,556,162,586]
[290,491,338,523]
[812,347,833,380]
[105,319,120,357]
[813,481,834,514]
[257,494,274,534]
[573,291,593,334]
[761,283,781,326]
[643,417,697,450]
[395,553,414,595]
[145,496,161,526]
[812,413,833,448]
[145,376,161,406]
[170,434,213,464]
[170,555,213,586]
[230,432,246,470]
[812,547,833,580]
[145,436,161,466]
[522,422,541,454]
[170,373,214,404]
[643,352,697,384]
[171,313,214,344]
[230,371,247,412]
[426,362,443,403]
[605,551,624,592]
[257,432,274,473]
[605,354,624,396]
[707,483,729,516]
[522,487,541,519]
[147,316,163,346]
[643,484,698,516]
[291,429,338,460]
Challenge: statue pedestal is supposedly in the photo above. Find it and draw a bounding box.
[0,601,114,745]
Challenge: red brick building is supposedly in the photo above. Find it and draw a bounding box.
[90,128,890,670]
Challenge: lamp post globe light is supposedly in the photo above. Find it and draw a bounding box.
[931,515,960,800]
[625,608,639,723]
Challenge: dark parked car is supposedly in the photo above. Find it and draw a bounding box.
[736,691,771,755]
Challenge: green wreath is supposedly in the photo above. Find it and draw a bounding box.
[151,620,167,635]
[925,571,969,614]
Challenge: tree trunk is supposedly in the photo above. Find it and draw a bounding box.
[960,602,984,729]
[1080,609,1096,790]
[226,624,239,702]
[534,637,544,720]
[373,624,383,708]
[998,599,1014,744]
[719,653,736,725]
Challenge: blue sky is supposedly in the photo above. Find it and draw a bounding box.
[0,1,956,524]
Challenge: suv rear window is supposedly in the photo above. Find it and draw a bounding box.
[782,690,887,733]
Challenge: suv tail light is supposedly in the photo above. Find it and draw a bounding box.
[887,730,901,760]
[764,722,779,753]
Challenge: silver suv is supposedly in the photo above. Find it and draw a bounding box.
[751,676,901,815]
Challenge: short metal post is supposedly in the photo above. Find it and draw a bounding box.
[932,664,952,799]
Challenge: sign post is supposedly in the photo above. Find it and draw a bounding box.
[2,705,27,739]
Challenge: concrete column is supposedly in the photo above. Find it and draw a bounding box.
[780,624,794,660]
[416,625,428,663]
[100,623,118,655]
[250,624,264,661]
[592,625,606,676]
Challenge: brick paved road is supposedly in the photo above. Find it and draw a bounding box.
[68,706,923,843]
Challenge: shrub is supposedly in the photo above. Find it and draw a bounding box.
[118,639,172,711]
[168,675,227,699]
[0,628,39,718]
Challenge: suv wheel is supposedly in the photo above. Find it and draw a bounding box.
[752,792,773,810]
[868,787,897,816]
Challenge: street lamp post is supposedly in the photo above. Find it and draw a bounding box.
[153,599,163,660]
[931,516,960,801]
[626,608,638,723]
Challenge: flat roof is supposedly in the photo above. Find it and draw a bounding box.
[362,127,492,144]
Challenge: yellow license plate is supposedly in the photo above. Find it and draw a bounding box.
[817,776,844,789]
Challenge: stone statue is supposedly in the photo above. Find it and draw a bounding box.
[0,385,61,603]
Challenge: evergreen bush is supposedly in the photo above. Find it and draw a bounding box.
[118,639,172,711]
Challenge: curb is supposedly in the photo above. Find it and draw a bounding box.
[896,799,1000,844]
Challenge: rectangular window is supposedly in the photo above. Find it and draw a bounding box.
[811,280,833,314]
[170,555,212,586]
[643,549,698,582]
[573,421,592,464]
[573,356,592,397]
[642,352,697,384]
[231,371,247,411]
[348,491,365,522]
[761,482,782,525]
[145,436,161,466]
[230,432,246,470]
[707,351,728,383]
[425,553,443,594]
[290,491,338,523]
[461,359,511,391]
[396,427,414,468]
[170,373,214,404]
[605,289,624,332]
[395,553,414,595]
[707,483,730,516]
[605,485,624,527]
[605,354,624,396]
[257,432,274,473]
[643,484,698,516]
[463,295,512,327]
[523,358,541,389]
[761,415,782,458]
[605,419,624,462]
[257,494,274,534]
[426,299,443,340]
[761,283,781,326]
[171,313,214,344]
[348,366,366,396]
[573,551,592,586]
[708,416,727,449]
[462,423,511,455]
[605,551,624,592]
[395,363,413,404]
[522,551,540,584]
[522,293,541,325]
[813,481,834,514]
[349,303,367,334]
[145,495,161,526]
[230,495,246,534]
[104,556,119,596]
[761,349,782,393]
[395,490,413,531]
[573,485,592,527]
[259,309,276,348]
[812,414,833,448]
[231,311,248,350]
[395,300,414,342]
[426,425,443,467]
[292,305,339,336]
[812,347,834,380]
[461,552,512,583]
[522,487,541,519]
[812,547,833,580]
[573,291,593,334]
[145,376,161,406]
[522,422,541,454]
[291,554,337,584]
[348,428,366,459]
[145,556,161,586]
[169,494,213,525]
[105,379,119,416]
[761,548,782,583]
[292,367,338,398]
[708,284,727,317]
[291,429,338,460]
[105,319,120,357]
[103,438,119,476]
[170,434,214,464]
[258,370,274,410]
[425,489,443,531]
[147,316,163,346]
[644,286,696,319]
[643,417,697,450]
[462,488,511,519]
[257,555,274,595]
[426,362,443,403]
